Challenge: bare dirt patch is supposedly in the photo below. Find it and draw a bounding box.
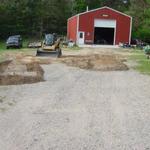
[0,60,44,86]
[58,54,128,71]
[1,53,52,65]
[0,60,12,72]
[19,56,52,65]
[0,49,129,85]
[0,52,52,85]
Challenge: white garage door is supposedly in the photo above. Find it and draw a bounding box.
[94,19,116,28]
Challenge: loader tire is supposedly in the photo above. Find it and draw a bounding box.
[56,48,62,58]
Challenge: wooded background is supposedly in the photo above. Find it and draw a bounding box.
[0,0,150,42]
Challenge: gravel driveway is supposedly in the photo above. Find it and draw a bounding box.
[0,62,150,150]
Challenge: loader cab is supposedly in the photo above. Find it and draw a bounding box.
[44,34,55,46]
[44,33,58,46]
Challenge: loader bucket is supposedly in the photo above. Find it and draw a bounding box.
[36,49,62,58]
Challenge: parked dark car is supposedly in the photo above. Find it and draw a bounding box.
[6,35,23,49]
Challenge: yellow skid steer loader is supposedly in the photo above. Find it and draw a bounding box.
[36,34,62,57]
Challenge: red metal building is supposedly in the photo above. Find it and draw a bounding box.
[67,6,132,45]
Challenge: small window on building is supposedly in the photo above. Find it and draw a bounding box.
[80,33,83,38]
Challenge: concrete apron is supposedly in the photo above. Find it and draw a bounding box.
[78,44,119,48]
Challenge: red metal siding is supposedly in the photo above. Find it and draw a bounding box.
[79,8,131,45]
[67,16,78,42]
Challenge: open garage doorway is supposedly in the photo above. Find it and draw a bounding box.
[94,27,115,45]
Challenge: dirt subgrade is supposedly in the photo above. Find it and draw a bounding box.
[0,52,54,85]
[59,54,128,71]
[0,59,44,85]
[0,52,128,85]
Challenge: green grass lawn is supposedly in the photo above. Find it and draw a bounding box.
[130,49,150,74]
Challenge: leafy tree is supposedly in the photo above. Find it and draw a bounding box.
[0,0,150,42]
[127,0,150,42]
[73,0,86,14]
[0,0,72,39]
[86,0,102,10]
[72,0,130,13]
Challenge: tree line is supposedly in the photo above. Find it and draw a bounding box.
[0,0,150,42]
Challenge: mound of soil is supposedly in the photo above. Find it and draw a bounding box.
[59,54,128,71]
[0,60,44,86]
